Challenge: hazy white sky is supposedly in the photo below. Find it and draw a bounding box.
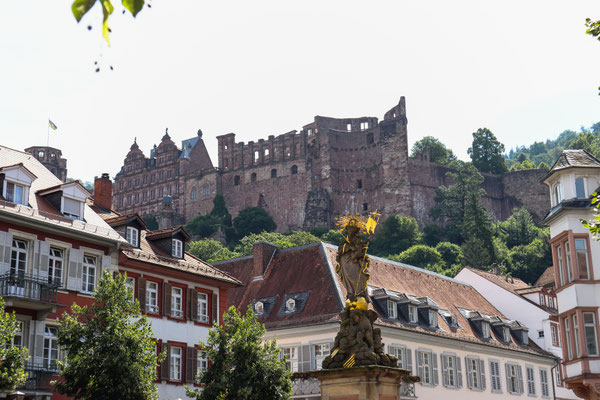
[1,1,599,182]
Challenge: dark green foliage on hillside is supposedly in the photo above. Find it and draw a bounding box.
[370,215,421,256]
[468,128,507,174]
[142,214,158,231]
[233,207,277,238]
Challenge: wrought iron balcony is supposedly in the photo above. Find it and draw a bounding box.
[400,381,416,398]
[19,362,58,391]
[0,272,60,307]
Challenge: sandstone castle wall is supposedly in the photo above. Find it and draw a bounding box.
[112,97,550,231]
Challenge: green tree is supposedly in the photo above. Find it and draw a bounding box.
[468,128,507,174]
[504,238,552,285]
[54,272,162,400]
[319,230,344,246]
[186,306,292,400]
[495,208,543,249]
[142,214,158,231]
[188,239,241,263]
[461,192,495,260]
[586,17,600,95]
[410,136,456,164]
[435,242,462,267]
[509,159,536,171]
[390,245,442,270]
[0,299,28,391]
[370,215,421,256]
[186,214,221,238]
[461,237,492,269]
[537,161,550,171]
[233,231,319,255]
[430,160,486,243]
[233,207,277,238]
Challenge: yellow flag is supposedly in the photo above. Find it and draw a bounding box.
[366,216,377,234]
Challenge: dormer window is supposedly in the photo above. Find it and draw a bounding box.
[481,321,491,339]
[255,301,264,315]
[172,239,183,258]
[285,298,296,312]
[62,197,83,220]
[126,227,139,247]
[387,300,397,319]
[1,164,36,206]
[5,182,26,205]
[408,305,418,323]
[503,326,511,342]
[428,310,438,328]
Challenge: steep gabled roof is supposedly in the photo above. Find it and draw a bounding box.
[216,242,551,357]
[145,225,191,241]
[462,267,530,296]
[534,266,555,288]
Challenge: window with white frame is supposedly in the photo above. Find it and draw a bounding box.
[389,346,408,370]
[565,241,573,282]
[313,343,330,370]
[125,276,135,302]
[557,246,565,286]
[428,310,438,328]
[285,298,296,312]
[126,227,139,247]
[202,185,210,197]
[526,366,536,395]
[169,346,182,381]
[481,321,491,339]
[146,281,158,313]
[583,312,599,356]
[254,301,264,314]
[575,177,586,198]
[506,363,522,394]
[48,247,63,286]
[540,369,550,398]
[198,293,208,322]
[360,121,369,131]
[4,181,27,205]
[43,326,59,370]
[11,321,23,348]
[573,314,581,357]
[10,239,27,276]
[442,354,459,388]
[574,238,590,280]
[503,326,511,342]
[553,182,562,205]
[550,324,559,346]
[82,255,97,293]
[62,197,83,220]
[387,300,397,319]
[282,346,298,372]
[171,287,183,318]
[172,239,183,258]
[466,357,483,389]
[565,318,573,359]
[408,305,418,323]
[490,360,501,392]
[417,350,435,385]
[197,350,208,376]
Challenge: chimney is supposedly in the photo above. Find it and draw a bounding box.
[491,263,500,275]
[252,241,278,278]
[94,173,113,210]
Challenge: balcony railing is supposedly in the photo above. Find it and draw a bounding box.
[0,273,60,305]
[400,381,416,398]
[19,362,58,391]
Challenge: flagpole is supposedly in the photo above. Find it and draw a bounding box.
[47,117,50,147]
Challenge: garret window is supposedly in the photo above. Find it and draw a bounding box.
[126,227,139,247]
[0,164,36,206]
[172,239,183,258]
[37,181,90,221]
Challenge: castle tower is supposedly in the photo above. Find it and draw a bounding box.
[24,146,68,182]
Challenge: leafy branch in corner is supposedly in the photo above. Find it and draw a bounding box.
[71,0,146,45]
[585,17,600,94]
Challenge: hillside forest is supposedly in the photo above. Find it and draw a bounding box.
[182,121,599,286]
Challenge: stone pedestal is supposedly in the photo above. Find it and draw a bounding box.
[313,365,410,400]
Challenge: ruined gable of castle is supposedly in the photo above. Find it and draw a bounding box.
[113,97,550,231]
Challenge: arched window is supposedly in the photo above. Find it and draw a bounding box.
[271,169,277,178]
[254,150,260,162]
[190,187,198,200]
[50,153,56,159]
[202,184,210,197]
[264,148,270,156]
[38,151,45,158]
[234,175,241,186]
[251,173,257,182]
[291,165,298,175]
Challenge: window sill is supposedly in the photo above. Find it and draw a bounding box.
[194,320,212,327]
[167,316,187,323]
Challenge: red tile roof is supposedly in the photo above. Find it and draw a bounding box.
[216,242,551,357]
[462,267,530,295]
[145,225,191,241]
[534,266,555,288]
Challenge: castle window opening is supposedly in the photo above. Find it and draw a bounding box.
[143,175,148,184]
[224,144,228,150]
[271,169,277,178]
[360,122,369,131]
[367,133,374,144]
[135,178,140,186]
[291,165,298,175]
[167,155,172,162]
[51,153,56,159]
[357,179,362,189]
[38,151,45,158]
[264,148,270,157]
[202,184,210,197]
[159,157,164,164]
[167,170,172,178]
[362,202,368,211]
[127,180,132,188]
[251,173,257,182]
[346,123,352,132]
[234,175,241,186]
[285,146,291,157]
[307,129,312,135]
[159,171,164,180]
[254,150,260,162]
